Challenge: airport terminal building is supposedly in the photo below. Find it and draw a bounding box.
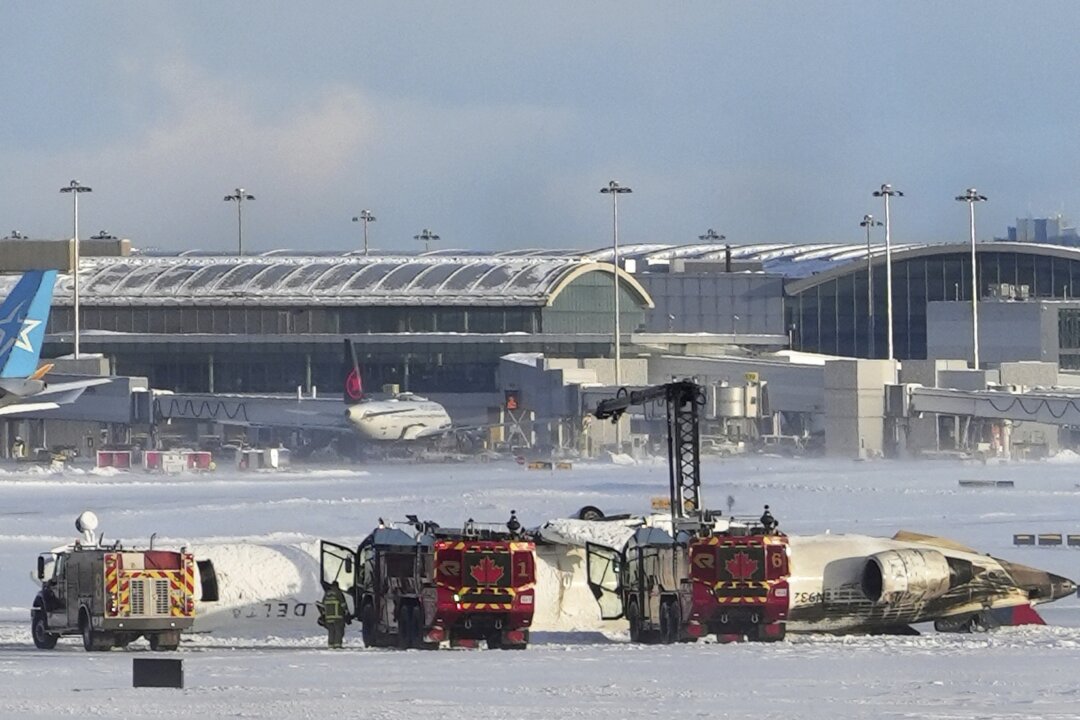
[15,238,1080,396]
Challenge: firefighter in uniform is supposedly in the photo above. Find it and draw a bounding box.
[760,505,778,534]
[319,581,349,648]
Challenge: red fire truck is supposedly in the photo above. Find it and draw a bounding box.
[321,514,536,649]
[687,529,789,641]
[586,381,791,643]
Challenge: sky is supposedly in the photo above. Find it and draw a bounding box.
[3,2,1080,255]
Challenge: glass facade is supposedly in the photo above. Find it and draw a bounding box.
[48,306,542,336]
[787,250,1080,359]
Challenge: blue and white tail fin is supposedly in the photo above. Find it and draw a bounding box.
[0,270,57,379]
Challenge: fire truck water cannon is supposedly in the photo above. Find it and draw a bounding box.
[320,510,537,650]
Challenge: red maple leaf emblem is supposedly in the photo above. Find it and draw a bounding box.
[345,368,363,401]
[469,556,504,585]
[724,551,759,580]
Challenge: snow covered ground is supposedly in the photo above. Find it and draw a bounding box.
[2,455,1080,719]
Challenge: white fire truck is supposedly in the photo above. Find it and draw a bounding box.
[30,512,197,651]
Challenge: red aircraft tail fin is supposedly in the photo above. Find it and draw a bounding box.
[343,339,364,406]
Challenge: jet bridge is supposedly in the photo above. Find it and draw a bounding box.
[151,392,345,431]
[893,385,1080,427]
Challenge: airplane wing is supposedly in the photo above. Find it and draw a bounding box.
[890,530,982,555]
[37,377,112,396]
[0,400,64,416]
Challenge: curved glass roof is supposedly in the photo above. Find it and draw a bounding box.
[54,254,629,307]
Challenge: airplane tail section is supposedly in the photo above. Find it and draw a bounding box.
[0,270,57,379]
[343,339,364,406]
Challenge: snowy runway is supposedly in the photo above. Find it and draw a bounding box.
[1,456,1079,718]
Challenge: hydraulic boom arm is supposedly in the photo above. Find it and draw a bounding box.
[594,380,705,520]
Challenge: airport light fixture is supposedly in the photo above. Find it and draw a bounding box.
[955,188,988,369]
[59,179,92,358]
[414,228,440,253]
[5,230,27,239]
[352,210,376,256]
[860,214,883,358]
[224,188,255,257]
[600,180,631,452]
[698,228,725,243]
[872,184,903,361]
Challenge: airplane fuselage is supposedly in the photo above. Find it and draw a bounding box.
[345,396,452,442]
[783,533,1074,633]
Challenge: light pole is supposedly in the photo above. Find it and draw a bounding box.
[860,214,883,358]
[414,228,440,253]
[601,180,631,452]
[352,210,376,255]
[59,180,92,359]
[956,188,988,369]
[872,184,903,360]
[224,188,255,257]
[698,228,725,243]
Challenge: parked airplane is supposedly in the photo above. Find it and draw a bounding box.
[342,339,453,442]
[0,270,109,416]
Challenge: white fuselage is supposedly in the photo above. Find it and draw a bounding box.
[345,395,453,442]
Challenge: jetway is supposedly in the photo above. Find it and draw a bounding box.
[894,385,1080,428]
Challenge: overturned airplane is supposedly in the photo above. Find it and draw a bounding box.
[130,515,1075,641]
[552,512,1077,640]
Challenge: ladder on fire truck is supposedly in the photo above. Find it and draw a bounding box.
[594,379,706,524]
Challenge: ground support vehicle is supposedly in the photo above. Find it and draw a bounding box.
[321,516,536,649]
[32,540,196,651]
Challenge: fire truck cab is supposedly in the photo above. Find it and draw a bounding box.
[686,520,790,642]
[31,513,196,651]
[586,517,790,643]
[321,514,536,650]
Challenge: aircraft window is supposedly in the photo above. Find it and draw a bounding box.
[197,560,220,602]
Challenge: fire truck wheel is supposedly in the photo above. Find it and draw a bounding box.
[31,612,58,649]
[149,632,180,651]
[486,631,502,650]
[80,613,111,652]
[658,600,679,645]
[360,603,377,648]
[398,605,421,649]
[627,600,643,643]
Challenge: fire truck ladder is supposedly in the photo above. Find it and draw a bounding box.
[594,380,705,520]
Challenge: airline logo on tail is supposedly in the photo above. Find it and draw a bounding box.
[343,339,365,405]
[0,270,56,379]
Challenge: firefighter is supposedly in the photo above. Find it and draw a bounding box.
[760,505,778,534]
[11,436,25,460]
[319,580,349,648]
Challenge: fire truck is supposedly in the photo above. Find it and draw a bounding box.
[321,513,536,649]
[585,380,790,642]
[31,512,197,651]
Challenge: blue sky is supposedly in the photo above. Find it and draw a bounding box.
[2,2,1079,254]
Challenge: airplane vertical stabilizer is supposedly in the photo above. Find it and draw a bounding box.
[343,338,364,406]
[0,270,56,379]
